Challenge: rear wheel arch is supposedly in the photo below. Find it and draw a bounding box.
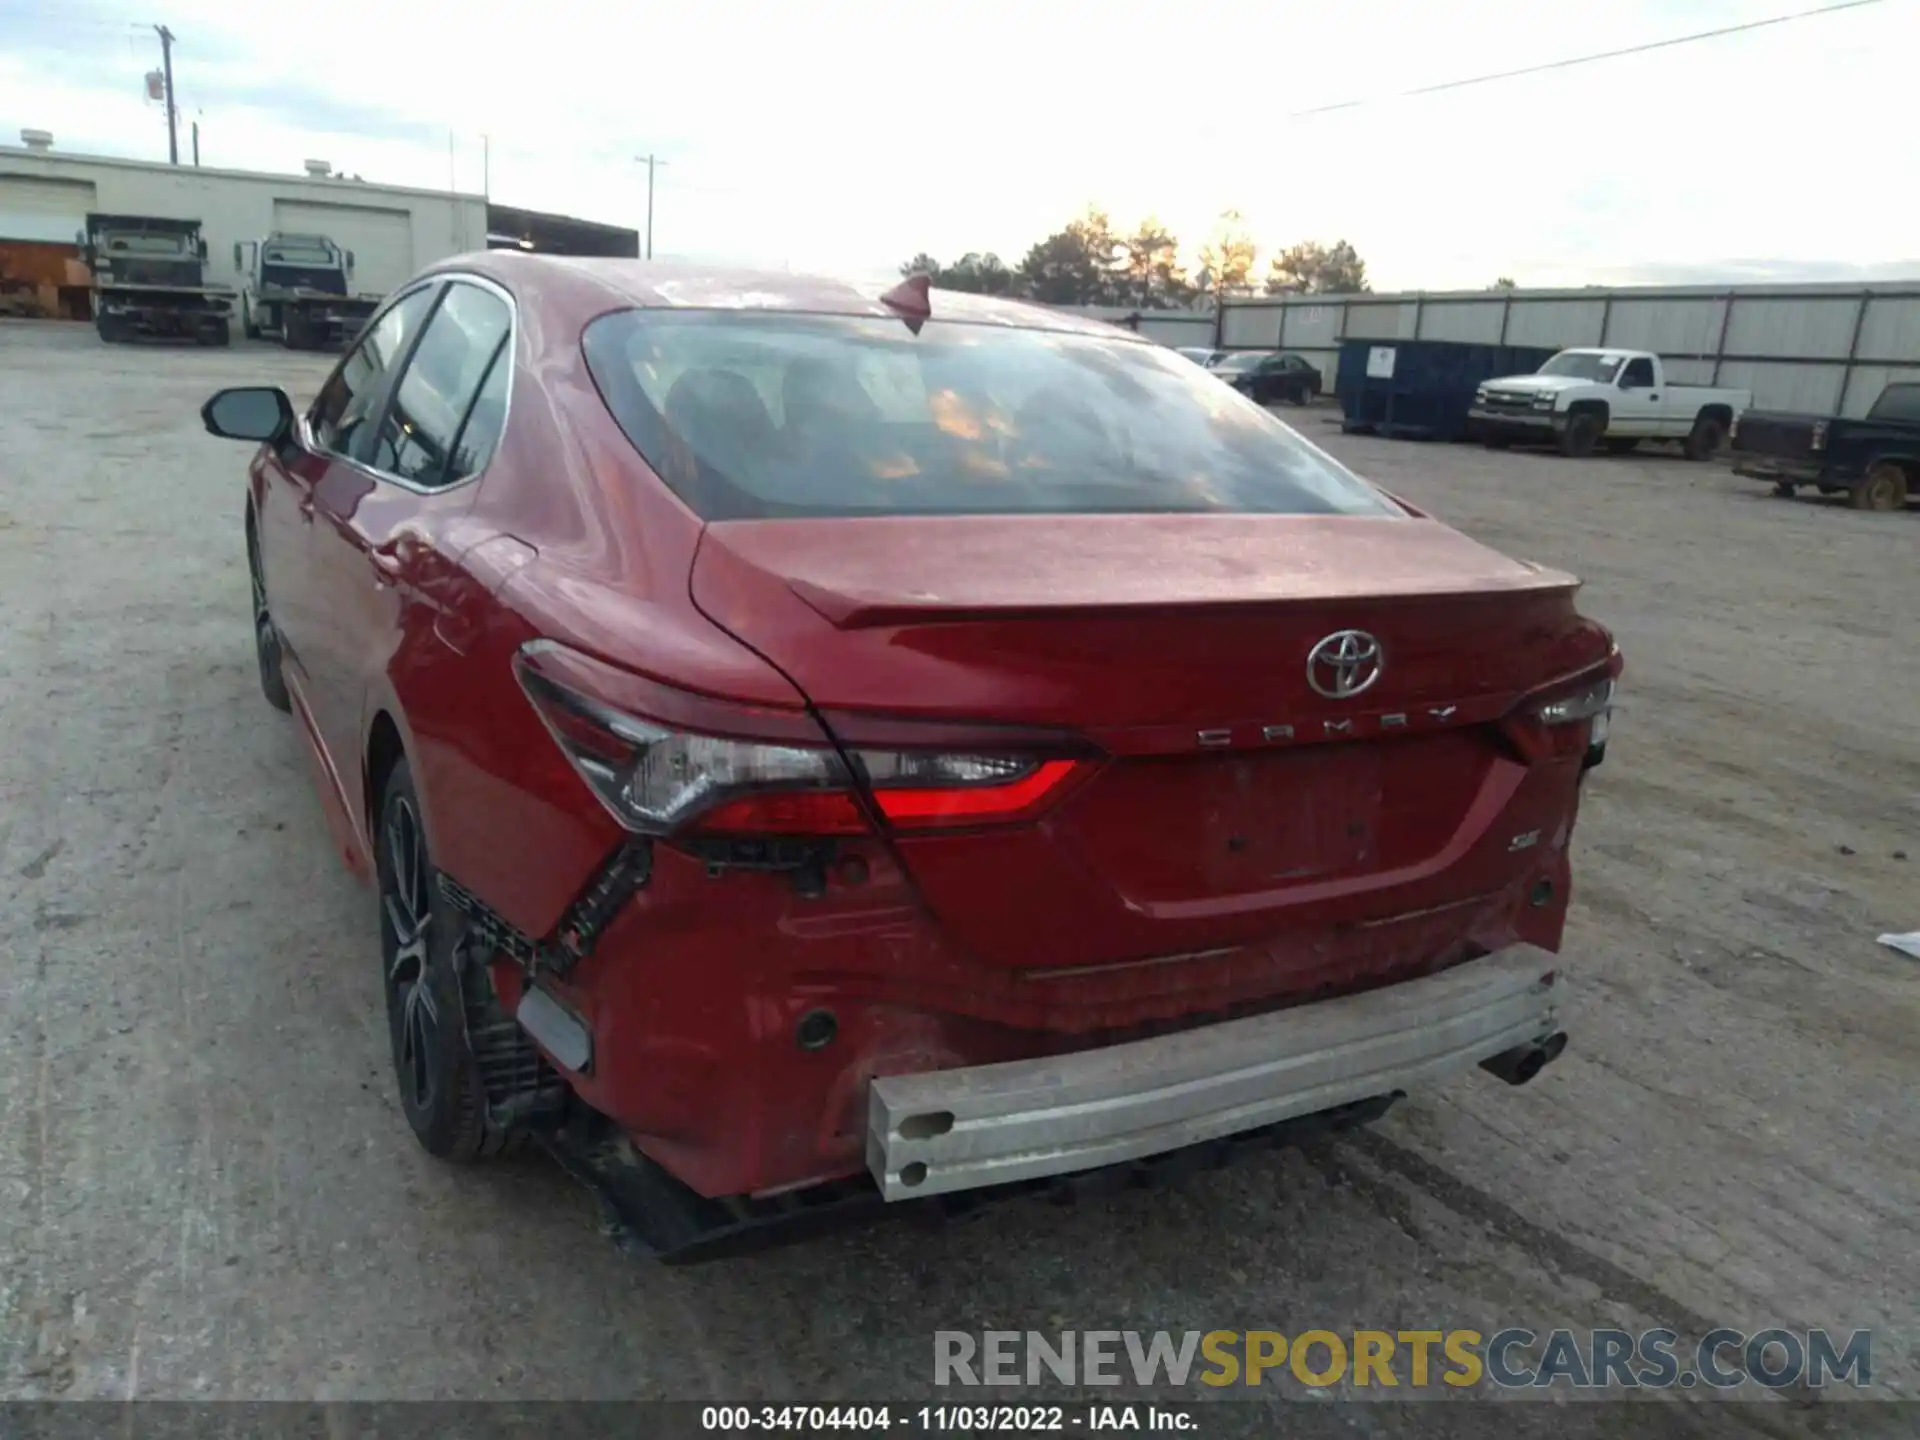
[1697,403,1734,428]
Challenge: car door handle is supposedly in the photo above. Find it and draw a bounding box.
[1650,394,1660,401]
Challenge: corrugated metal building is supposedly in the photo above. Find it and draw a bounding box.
[1219,282,1920,417]
[0,142,487,318]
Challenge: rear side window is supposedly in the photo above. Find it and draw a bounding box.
[368,282,513,487]
[581,313,1397,521]
[309,286,435,457]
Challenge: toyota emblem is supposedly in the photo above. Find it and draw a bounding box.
[1307,630,1384,699]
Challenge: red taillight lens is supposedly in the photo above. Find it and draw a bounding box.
[688,790,870,836]
[863,756,1090,829]
[516,642,1097,837]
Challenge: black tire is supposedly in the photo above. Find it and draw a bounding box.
[197,320,231,348]
[376,758,494,1162]
[1851,461,1909,512]
[95,312,125,344]
[246,522,292,713]
[243,303,260,341]
[1774,480,1798,497]
[1559,411,1603,458]
[1605,438,1641,455]
[1683,413,1727,461]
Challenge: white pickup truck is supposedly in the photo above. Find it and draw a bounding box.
[1470,349,1751,460]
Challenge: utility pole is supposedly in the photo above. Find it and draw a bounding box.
[482,134,490,200]
[154,25,178,165]
[191,120,199,167]
[635,153,668,260]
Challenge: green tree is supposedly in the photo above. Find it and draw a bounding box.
[1265,239,1369,295]
[1117,217,1192,309]
[1492,276,1518,290]
[1196,210,1257,302]
[1016,208,1124,305]
[898,251,1019,296]
[943,252,1017,296]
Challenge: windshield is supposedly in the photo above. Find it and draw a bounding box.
[582,312,1398,521]
[264,241,336,265]
[1538,351,1624,383]
[1210,352,1269,375]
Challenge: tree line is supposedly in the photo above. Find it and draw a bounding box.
[901,209,1370,309]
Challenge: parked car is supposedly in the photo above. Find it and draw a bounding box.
[1469,349,1750,459]
[198,258,1618,1259]
[1732,382,1919,512]
[1210,349,1324,405]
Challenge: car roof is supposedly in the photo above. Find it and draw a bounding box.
[435,251,1145,342]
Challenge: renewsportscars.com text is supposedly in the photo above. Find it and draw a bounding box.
[933,1328,1871,1390]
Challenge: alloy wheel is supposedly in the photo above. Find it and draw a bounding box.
[382,794,439,1116]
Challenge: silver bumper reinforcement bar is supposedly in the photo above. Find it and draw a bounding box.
[867,948,1560,1201]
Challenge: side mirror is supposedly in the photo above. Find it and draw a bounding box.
[233,242,243,271]
[345,249,356,274]
[197,237,209,260]
[201,386,295,444]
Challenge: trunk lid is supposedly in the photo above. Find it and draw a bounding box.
[690,513,1608,971]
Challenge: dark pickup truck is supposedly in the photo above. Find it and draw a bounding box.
[1732,382,1920,512]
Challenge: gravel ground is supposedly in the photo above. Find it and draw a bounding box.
[1,320,1914,1431]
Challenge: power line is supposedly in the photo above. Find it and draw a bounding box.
[1288,0,1891,117]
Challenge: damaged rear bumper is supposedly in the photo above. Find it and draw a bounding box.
[867,948,1560,1201]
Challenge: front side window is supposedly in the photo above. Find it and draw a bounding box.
[367,282,512,487]
[1620,356,1655,388]
[309,286,436,457]
[582,312,1399,521]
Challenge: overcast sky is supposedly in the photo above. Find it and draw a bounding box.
[2,0,1915,290]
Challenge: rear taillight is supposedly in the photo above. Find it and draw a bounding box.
[1501,651,1622,763]
[1531,676,1614,727]
[1811,419,1829,452]
[516,642,1094,837]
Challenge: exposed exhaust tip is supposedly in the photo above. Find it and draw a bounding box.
[1479,1032,1567,1087]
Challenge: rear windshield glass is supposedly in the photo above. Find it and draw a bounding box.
[1209,352,1270,374]
[581,311,1397,521]
[1868,384,1920,424]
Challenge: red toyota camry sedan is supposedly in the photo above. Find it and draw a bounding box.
[201,255,1619,1257]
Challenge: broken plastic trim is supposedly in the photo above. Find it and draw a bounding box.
[437,838,653,980]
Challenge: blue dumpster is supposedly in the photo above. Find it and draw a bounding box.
[1336,339,1559,442]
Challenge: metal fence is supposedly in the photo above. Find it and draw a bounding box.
[1213,282,1920,417]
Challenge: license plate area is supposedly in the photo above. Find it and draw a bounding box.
[1062,738,1491,907]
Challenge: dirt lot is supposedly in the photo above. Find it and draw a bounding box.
[1,319,1914,1430]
